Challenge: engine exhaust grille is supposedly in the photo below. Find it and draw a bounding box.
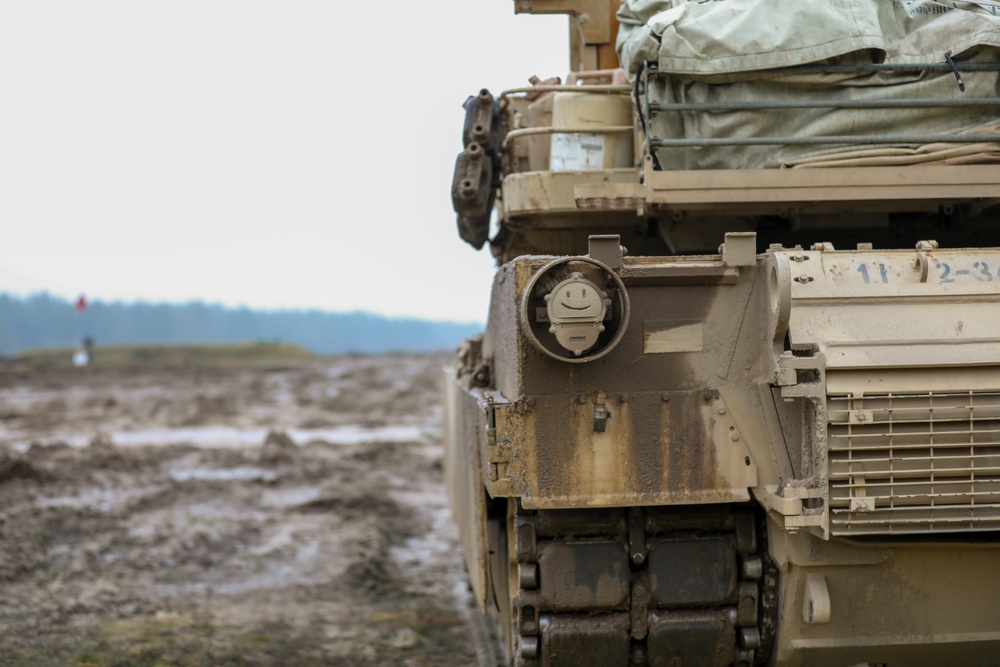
[827,391,1000,536]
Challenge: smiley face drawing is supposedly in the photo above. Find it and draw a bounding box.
[550,276,602,317]
[544,273,607,356]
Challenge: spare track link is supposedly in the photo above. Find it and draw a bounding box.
[510,502,775,667]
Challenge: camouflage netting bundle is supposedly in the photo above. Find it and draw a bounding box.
[616,0,1000,169]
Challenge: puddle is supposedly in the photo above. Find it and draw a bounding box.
[259,487,323,508]
[6,424,431,451]
[169,467,277,483]
[35,485,159,512]
[292,424,428,445]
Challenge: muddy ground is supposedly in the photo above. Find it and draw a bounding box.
[0,351,494,666]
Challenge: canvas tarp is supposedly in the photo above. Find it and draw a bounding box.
[616,0,1000,169]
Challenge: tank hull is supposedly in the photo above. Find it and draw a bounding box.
[444,241,1000,665]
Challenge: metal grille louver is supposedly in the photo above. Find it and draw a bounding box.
[828,391,1000,536]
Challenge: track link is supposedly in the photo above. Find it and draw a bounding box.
[501,502,775,667]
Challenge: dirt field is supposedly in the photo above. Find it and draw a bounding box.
[0,349,491,666]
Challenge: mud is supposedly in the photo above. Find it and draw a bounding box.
[0,353,487,666]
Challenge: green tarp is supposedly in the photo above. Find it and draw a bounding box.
[617,0,1000,168]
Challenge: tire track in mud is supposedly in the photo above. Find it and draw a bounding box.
[0,353,478,666]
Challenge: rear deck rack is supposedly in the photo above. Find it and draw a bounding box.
[497,62,1000,220]
[642,61,1000,149]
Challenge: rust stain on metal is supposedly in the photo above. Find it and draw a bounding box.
[661,391,728,500]
[631,395,664,493]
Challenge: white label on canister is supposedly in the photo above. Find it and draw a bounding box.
[550,133,605,171]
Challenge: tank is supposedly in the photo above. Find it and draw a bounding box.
[444,2,1000,665]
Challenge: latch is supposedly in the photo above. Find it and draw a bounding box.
[761,482,828,536]
[594,404,611,432]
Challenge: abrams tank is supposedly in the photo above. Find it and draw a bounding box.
[444,2,1000,665]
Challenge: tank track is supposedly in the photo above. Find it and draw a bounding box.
[505,502,777,667]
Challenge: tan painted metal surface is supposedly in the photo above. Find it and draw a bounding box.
[444,2,1000,664]
[445,236,1000,662]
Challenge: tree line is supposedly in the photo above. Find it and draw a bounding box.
[0,293,482,357]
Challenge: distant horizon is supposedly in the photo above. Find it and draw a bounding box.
[0,290,486,327]
[0,292,484,357]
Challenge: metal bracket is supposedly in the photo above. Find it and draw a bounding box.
[849,474,874,513]
[761,483,828,534]
[774,352,826,399]
[588,234,624,272]
[721,232,758,267]
[484,396,513,486]
[802,574,832,625]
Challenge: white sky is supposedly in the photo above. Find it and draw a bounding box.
[0,2,569,324]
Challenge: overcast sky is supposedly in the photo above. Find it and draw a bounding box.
[0,2,568,324]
